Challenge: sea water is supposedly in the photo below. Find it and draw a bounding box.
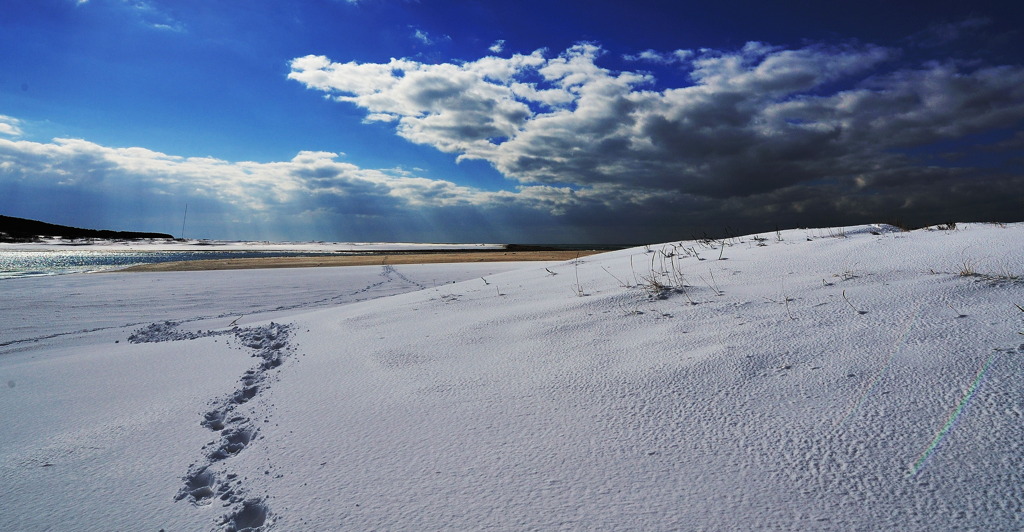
[0,250,341,279]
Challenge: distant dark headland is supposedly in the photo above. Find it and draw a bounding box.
[0,215,174,243]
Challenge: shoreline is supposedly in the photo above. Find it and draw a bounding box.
[115,250,604,272]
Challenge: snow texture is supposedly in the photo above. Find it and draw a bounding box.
[1,224,1022,531]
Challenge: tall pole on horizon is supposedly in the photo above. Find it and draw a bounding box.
[180,203,188,240]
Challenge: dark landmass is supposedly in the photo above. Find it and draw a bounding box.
[0,215,174,242]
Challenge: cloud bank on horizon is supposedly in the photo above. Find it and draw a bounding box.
[1,2,1023,243]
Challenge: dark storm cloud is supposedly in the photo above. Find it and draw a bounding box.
[288,37,1024,235]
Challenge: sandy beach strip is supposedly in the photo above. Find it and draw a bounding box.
[116,250,604,272]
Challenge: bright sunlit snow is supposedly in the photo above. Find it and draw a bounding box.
[1,223,1022,530]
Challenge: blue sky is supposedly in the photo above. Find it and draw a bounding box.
[2,0,1023,243]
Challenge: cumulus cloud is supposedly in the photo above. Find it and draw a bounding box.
[288,39,1024,226]
[489,40,506,54]
[0,137,510,211]
[0,134,602,240]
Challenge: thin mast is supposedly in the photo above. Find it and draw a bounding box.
[180,203,188,240]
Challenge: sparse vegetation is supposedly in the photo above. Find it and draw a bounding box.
[637,273,672,299]
[783,281,795,320]
[842,289,868,315]
[697,268,723,296]
[762,286,796,320]
[602,266,630,288]
[958,259,979,277]
[834,270,858,281]
[827,227,847,238]
[627,244,696,303]
[572,253,586,297]
[955,258,1021,284]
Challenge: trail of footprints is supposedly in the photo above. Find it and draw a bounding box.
[125,265,427,530]
[130,321,294,531]
[381,263,427,290]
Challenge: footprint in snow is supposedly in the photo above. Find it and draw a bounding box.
[221,499,271,532]
[176,466,216,504]
[207,425,256,461]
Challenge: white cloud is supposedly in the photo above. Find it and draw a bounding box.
[410,27,449,46]
[363,113,399,123]
[489,40,506,54]
[151,23,184,32]
[0,132,649,241]
[282,38,1024,238]
[623,49,691,64]
[0,115,23,137]
[413,28,432,45]
[288,40,1024,202]
[116,0,185,31]
[289,52,548,156]
[685,41,890,94]
[0,135,593,218]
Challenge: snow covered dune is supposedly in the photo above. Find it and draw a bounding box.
[2,224,1022,530]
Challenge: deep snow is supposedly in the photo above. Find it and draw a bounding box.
[1,224,1022,531]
